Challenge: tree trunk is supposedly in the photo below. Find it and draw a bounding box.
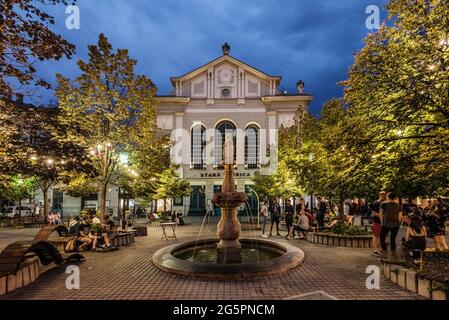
[171,198,174,214]
[18,199,22,219]
[163,198,167,213]
[43,188,49,219]
[99,182,108,216]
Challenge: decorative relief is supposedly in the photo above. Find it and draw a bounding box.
[218,68,234,85]
[156,115,173,130]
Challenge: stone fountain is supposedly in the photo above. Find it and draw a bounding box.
[213,133,247,264]
[152,133,304,279]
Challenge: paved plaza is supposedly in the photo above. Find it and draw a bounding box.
[0,219,425,300]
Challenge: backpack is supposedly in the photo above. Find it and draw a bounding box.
[64,239,77,253]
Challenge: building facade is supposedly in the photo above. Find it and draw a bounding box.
[29,44,313,218]
[157,43,313,215]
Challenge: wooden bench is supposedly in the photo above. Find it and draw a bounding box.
[0,240,84,277]
[34,225,69,241]
[0,240,84,295]
[23,221,46,228]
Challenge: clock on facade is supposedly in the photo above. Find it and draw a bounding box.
[221,88,231,97]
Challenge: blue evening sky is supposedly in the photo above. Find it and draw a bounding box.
[34,0,389,115]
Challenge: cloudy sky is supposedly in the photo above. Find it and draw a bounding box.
[36,0,389,115]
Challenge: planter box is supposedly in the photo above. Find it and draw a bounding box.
[307,232,372,248]
[397,268,407,288]
[406,270,417,293]
[418,277,432,298]
[0,257,40,296]
[390,266,399,283]
[432,290,447,300]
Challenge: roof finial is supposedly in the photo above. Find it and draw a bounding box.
[222,42,230,55]
[296,80,305,94]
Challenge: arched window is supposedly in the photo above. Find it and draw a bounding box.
[245,125,259,169]
[191,125,205,169]
[214,121,236,168]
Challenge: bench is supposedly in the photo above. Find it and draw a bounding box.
[0,240,84,295]
[0,240,84,277]
[130,225,148,237]
[23,222,46,228]
[34,225,69,241]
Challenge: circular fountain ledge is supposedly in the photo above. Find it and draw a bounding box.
[152,238,305,280]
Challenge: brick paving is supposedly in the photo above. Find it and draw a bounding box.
[0,221,424,300]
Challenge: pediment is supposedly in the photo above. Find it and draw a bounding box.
[170,54,281,85]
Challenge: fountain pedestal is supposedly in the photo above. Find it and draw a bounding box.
[212,154,247,263]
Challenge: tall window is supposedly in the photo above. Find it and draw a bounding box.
[214,121,236,168]
[245,125,259,169]
[191,125,205,169]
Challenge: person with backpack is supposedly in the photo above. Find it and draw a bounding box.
[68,216,81,235]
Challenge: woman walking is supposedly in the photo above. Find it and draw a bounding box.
[260,201,269,238]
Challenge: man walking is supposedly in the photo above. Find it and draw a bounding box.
[269,199,281,237]
[380,193,402,252]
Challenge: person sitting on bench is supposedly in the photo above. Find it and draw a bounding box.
[78,216,97,251]
[405,215,427,250]
[287,209,309,240]
[100,215,115,250]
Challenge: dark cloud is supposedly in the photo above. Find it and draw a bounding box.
[34,0,389,114]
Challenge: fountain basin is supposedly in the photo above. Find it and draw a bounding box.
[152,238,304,279]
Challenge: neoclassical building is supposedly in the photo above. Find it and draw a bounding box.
[157,43,313,215]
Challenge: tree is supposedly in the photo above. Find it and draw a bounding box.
[55,33,158,215]
[154,166,191,213]
[342,0,449,197]
[0,176,37,217]
[61,172,99,206]
[0,0,76,100]
[280,100,382,211]
[0,104,92,216]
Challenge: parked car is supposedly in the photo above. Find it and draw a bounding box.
[1,206,34,219]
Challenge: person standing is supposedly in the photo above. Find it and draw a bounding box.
[370,191,387,257]
[427,198,449,250]
[295,198,305,213]
[316,197,326,228]
[269,199,281,237]
[260,201,269,238]
[380,193,402,252]
[284,200,295,239]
